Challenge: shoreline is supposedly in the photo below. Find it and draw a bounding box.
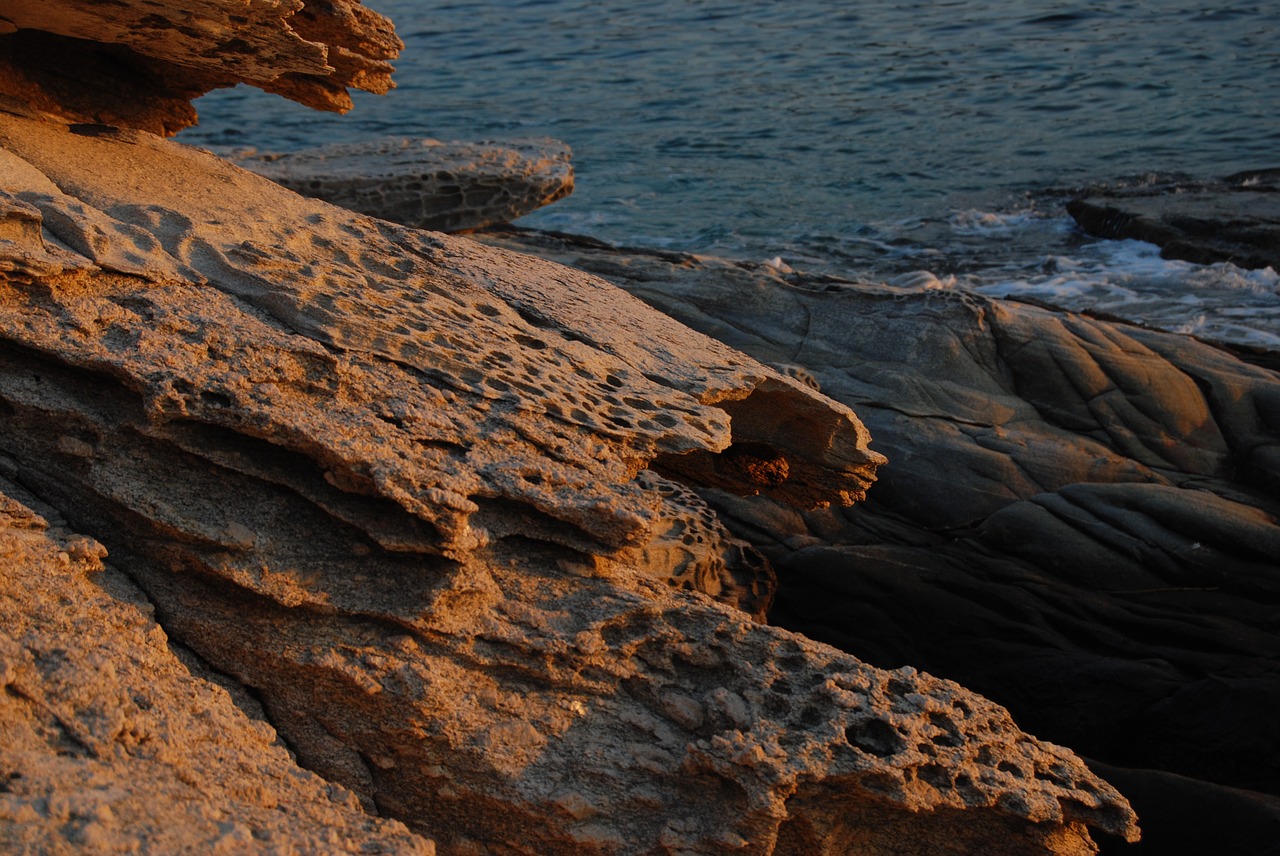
[3,3,1279,853]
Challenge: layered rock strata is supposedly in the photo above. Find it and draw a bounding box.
[229,137,575,232]
[1066,168,1280,271]
[0,0,401,135]
[0,109,1141,853]
[480,227,1280,855]
[0,484,435,854]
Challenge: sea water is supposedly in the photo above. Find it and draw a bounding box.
[178,0,1280,350]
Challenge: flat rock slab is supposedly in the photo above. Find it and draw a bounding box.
[228,137,575,232]
[1067,168,1280,270]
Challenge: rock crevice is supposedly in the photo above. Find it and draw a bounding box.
[480,226,1280,853]
[0,3,1156,852]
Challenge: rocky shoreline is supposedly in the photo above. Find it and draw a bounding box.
[1064,169,1280,272]
[475,226,1280,855]
[1,3,1277,855]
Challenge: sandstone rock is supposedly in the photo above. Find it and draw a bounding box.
[0,482,434,854]
[1066,168,1280,271]
[0,0,401,135]
[479,226,1280,852]
[0,111,881,555]
[0,111,1139,852]
[228,137,575,232]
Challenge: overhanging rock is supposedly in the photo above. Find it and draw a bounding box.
[0,0,401,134]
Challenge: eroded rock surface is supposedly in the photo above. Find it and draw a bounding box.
[1066,168,1280,271]
[228,137,575,232]
[480,226,1280,855]
[0,483,434,854]
[0,0,401,135]
[0,111,1143,853]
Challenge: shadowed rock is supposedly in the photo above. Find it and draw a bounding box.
[228,136,575,232]
[0,111,1142,853]
[481,226,1280,855]
[1067,169,1280,271]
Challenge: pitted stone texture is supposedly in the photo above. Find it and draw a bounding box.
[0,485,434,855]
[229,137,575,232]
[0,115,1136,854]
[480,227,1280,852]
[0,112,881,566]
[631,471,775,621]
[0,0,401,135]
[126,544,1139,856]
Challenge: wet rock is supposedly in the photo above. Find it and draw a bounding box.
[1066,169,1280,270]
[228,137,575,232]
[0,0,401,135]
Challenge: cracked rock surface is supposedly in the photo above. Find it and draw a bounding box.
[482,227,1280,854]
[0,111,1143,853]
[0,482,435,854]
[1066,168,1280,271]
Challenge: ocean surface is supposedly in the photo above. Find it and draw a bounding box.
[178,0,1280,350]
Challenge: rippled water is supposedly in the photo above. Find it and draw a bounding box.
[180,0,1280,348]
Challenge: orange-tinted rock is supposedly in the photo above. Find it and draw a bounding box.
[0,113,1137,855]
[0,485,435,854]
[0,0,401,135]
[481,226,1280,855]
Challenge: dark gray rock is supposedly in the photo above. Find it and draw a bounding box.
[227,137,574,232]
[1,113,1135,856]
[1085,762,1280,856]
[480,226,1280,852]
[1066,169,1280,270]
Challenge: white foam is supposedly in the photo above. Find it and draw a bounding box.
[948,208,1074,238]
[966,236,1280,350]
[889,270,956,290]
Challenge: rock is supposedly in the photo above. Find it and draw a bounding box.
[228,137,575,232]
[0,0,401,135]
[478,226,1280,850]
[0,110,1140,853]
[0,111,880,555]
[1066,169,1280,270]
[0,481,435,854]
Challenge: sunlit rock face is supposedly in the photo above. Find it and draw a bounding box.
[1067,168,1280,271]
[0,486,435,855]
[0,0,1153,851]
[0,0,401,135]
[0,106,1144,853]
